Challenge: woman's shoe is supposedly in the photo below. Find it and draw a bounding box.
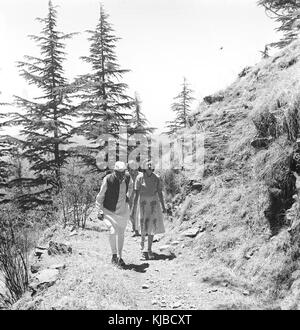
[117,258,126,268]
[140,251,149,261]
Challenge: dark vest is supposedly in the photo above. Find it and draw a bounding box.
[103,173,130,212]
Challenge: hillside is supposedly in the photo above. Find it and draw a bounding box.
[164,40,300,309]
[7,40,300,310]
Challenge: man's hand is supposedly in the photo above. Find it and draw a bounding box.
[97,210,104,221]
[162,206,167,214]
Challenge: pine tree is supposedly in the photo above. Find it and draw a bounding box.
[258,0,300,48]
[129,92,154,135]
[166,78,195,135]
[127,93,155,165]
[6,1,76,207]
[0,92,11,197]
[74,3,133,170]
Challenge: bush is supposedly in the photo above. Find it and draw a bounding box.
[0,205,29,308]
[58,158,102,229]
[160,169,188,200]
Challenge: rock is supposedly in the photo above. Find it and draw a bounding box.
[35,269,59,285]
[234,194,241,201]
[34,248,46,258]
[48,263,66,270]
[251,137,272,149]
[242,290,250,296]
[292,270,300,280]
[151,300,158,305]
[69,232,77,237]
[181,228,200,238]
[203,94,224,105]
[159,245,171,251]
[172,301,182,309]
[142,284,149,289]
[48,241,72,255]
[170,241,180,246]
[30,264,41,274]
[36,245,48,250]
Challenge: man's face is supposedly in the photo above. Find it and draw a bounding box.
[115,170,125,181]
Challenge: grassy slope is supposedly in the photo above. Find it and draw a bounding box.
[163,41,300,308]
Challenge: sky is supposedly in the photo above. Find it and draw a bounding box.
[0,0,280,133]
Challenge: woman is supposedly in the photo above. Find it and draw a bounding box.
[131,162,166,260]
[128,160,140,237]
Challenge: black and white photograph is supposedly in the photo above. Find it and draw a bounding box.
[0,0,300,315]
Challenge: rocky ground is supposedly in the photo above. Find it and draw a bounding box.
[11,214,261,310]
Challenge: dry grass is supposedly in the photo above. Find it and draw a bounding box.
[163,40,300,308]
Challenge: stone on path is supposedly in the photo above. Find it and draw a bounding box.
[35,269,59,286]
[181,228,200,238]
[35,248,46,258]
[142,284,149,289]
[48,241,72,255]
[172,301,182,309]
[48,263,66,270]
[158,245,171,251]
[31,264,41,274]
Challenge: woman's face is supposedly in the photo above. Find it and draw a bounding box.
[129,168,138,176]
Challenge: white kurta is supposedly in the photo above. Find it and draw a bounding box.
[96,175,133,231]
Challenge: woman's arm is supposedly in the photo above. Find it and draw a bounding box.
[157,176,166,213]
[158,190,166,213]
[131,190,140,218]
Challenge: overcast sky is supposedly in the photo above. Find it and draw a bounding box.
[0,0,279,133]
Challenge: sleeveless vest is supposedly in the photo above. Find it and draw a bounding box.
[103,173,130,212]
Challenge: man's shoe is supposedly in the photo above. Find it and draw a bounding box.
[148,251,155,260]
[118,258,126,267]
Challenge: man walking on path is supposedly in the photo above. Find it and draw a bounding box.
[96,161,133,267]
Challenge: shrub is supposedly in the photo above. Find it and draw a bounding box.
[58,159,102,229]
[0,206,29,308]
[160,169,188,200]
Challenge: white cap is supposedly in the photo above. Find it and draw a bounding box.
[114,161,127,172]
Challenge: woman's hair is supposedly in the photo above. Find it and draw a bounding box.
[142,162,154,173]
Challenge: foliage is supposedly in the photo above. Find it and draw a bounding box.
[166,77,195,135]
[4,1,76,207]
[58,158,102,229]
[258,0,300,48]
[73,4,133,171]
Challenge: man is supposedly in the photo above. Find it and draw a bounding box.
[96,161,133,267]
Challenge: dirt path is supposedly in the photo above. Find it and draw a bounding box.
[13,218,260,310]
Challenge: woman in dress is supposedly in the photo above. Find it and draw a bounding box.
[128,160,140,237]
[131,162,167,260]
